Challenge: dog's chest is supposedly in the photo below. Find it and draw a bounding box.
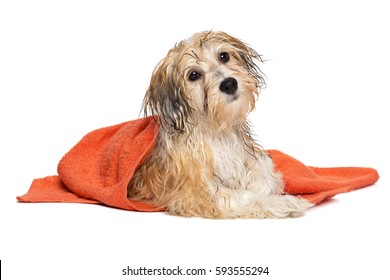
[209,135,252,188]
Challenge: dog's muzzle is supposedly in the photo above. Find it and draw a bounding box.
[219,77,238,95]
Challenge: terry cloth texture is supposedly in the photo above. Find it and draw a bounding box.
[17,117,379,211]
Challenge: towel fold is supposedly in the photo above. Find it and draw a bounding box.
[17,117,379,211]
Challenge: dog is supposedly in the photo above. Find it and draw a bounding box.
[128,31,312,218]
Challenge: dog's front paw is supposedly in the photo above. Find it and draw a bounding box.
[281,195,313,218]
[247,195,313,219]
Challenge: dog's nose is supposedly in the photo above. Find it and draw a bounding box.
[219,77,238,95]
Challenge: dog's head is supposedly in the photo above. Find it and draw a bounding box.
[143,31,265,133]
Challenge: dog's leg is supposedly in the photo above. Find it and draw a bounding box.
[212,187,313,219]
[249,194,313,218]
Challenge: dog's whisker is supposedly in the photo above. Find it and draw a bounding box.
[191,50,199,59]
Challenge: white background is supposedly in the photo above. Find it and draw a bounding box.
[1,0,389,279]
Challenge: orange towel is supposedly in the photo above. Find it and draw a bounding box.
[17,117,379,210]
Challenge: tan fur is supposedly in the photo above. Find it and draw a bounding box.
[128,31,313,218]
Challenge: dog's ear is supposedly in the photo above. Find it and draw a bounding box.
[226,33,267,89]
[143,48,193,133]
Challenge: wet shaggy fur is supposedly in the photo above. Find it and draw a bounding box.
[127,31,312,218]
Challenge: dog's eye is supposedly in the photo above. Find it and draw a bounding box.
[188,71,201,81]
[219,52,230,63]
